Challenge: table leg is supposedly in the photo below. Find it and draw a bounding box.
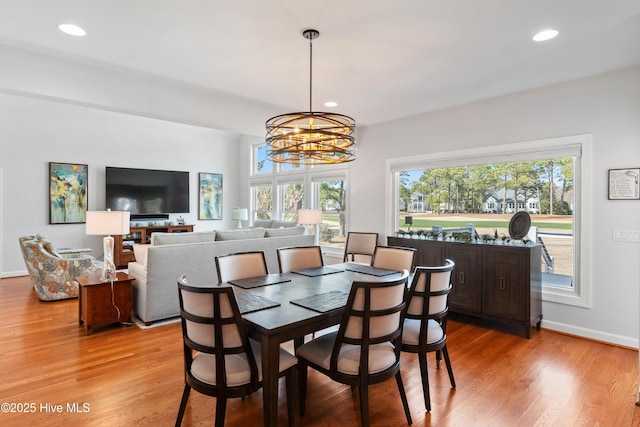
[261,334,281,427]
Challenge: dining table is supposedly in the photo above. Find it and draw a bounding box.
[226,262,406,427]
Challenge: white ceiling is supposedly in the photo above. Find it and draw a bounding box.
[1,0,639,126]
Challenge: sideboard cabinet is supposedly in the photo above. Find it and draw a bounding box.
[114,224,194,268]
[388,237,542,338]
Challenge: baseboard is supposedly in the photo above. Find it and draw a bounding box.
[541,319,638,349]
[1,269,27,279]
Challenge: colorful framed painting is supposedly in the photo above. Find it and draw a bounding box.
[49,162,88,224]
[198,173,223,220]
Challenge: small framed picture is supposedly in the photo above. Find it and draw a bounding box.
[49,162,88,224]
[608,168,640,200]
[198,173,223,220]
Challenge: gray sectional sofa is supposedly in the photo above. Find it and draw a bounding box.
[128,227,314,324]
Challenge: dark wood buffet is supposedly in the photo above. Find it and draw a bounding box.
[388,236,542,338]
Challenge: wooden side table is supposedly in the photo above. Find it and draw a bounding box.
[77,271,133,335]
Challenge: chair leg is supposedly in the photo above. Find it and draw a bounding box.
[285,366,298,427]
[395,371,413,425]
[175,385,191,427]
[418,352,431,412]
[358,384,370,427]
[435,349,442,368]
[298,361,308,417]
[215,397,227,427]
[442,344,456,389]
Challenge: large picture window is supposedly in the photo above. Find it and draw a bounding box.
[388,134,591,307]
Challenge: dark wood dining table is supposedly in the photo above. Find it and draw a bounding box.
[227,262,405,427]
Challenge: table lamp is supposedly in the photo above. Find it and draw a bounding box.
[298,209,322,244]
[231,208,248,229]
[86,210,130,281]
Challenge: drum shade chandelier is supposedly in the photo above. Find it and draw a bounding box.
[266,29,357,165]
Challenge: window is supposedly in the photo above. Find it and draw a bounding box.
[388,134,592,307]
[314,178,347,248]
[252,184,272,220]
[249,143,349,250]
[280,181,304,222]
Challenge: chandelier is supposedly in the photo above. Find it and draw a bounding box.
[266,29,357,165]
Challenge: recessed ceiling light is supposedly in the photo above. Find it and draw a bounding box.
[324,101,338,107]
[533,29,558,42]
[58,24,86,37]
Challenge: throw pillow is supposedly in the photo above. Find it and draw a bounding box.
[264,226,306,238]
[152,231,216,245]
[253,220,274,228]
[215,228,266,241]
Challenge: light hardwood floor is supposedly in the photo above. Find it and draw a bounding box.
[1,275,638,426]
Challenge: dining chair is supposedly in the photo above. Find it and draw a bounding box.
[277,245,324,273]
[401,259,456,412]
[175,275,298,427]
[343,232,379,264]
[296,270,413,427]
[370,245,417,272]
[215,251,268,283]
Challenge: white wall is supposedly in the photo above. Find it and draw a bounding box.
[0,92,246,276]
[350,66,640,347]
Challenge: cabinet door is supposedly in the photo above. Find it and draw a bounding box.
[446,244,481,314]
[482,247,526,321]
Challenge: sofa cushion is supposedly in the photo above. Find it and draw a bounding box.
[152,231,216,246]
[272,220,298,228]
[215,228,266,241]
[132,244,149,270]
[264,226,306,238]
[253,220,274,228]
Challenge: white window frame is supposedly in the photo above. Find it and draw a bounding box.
[249,142,349,243]
[386,134,592,308]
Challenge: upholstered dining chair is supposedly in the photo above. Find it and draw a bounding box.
[277,245,324,273]
[343,232,379,264]
[371,245,417,272]
[175,275,298,427]
[296,270,413,427]
[215,251,268,283]
[401,259,456,412]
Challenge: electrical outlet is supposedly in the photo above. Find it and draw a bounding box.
[612,228,640,242]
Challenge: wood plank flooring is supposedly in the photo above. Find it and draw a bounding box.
[1,275,638,426]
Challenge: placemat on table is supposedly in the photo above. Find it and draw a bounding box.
[290,290,349,313]
[229,274,291,289]
[344,263,399,277]
[292,266,345,277]
[235,292,280,314]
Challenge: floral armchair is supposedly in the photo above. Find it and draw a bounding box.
[19,236,103,301]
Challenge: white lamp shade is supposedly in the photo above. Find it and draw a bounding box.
[298,209,322,225]
[86,211,131,235]
[231,208,248,221]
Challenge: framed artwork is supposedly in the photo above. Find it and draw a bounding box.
[198,173,223,220]
[608,168,640,200]
[49,162,88,224]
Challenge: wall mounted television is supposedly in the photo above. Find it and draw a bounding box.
[105,167,190,217]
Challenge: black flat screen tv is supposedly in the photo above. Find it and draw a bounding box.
[105,167,189,216]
